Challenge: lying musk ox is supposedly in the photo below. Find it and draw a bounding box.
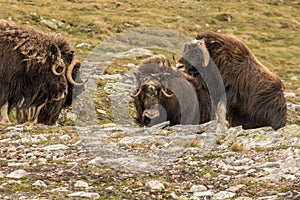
[177,32,287,130]
[132,55,212,127]
[0,20,84,125]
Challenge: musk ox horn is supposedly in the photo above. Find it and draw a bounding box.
[51,63,66,76]
[131,88,141,98]
[161,88,174,98]
[67,59,85,86]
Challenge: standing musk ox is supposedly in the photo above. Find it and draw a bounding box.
[0,20,84,125]
[132,55,212,127]
[177,32,287,130]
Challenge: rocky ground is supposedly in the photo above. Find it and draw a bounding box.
[0,122,299,200]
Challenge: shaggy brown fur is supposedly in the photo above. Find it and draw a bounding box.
[0,20,84,125]
[178,32,287,130]
[132,55,212,126]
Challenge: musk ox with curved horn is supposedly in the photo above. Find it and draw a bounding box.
[0,19,84,125]
[177,32,287,130]
[132,55,212,127]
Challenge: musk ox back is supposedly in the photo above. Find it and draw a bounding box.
[177,32,287,130]
[132,55,212,127]
[0,20,84,125]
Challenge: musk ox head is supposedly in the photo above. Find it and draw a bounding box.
[132,55,178,126]
[37,46,85,125]
[177,39,210,77]
[132,75,174,126]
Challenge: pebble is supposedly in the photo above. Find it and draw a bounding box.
[105,186,114,191]
[74,180,89,189]
[145,180,165,191]
[68,191,100,199]
[76,43,91,48]
[40,19,57,30]
[41,144,69,151]
[227,184,245,192]
[190,184,207,192]
[6,169,29,179]
[59,135,72,141]
[212,191,236,199]
[193,190,214,197]
[32,180,47,188]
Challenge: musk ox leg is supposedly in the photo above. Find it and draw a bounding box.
[0,102,11,124]
[16,108,28,124]
[216,97,229,129]
[16,103,46,124]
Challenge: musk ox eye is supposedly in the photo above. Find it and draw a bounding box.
[56,66,65,73]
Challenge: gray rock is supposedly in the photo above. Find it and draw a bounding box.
[105,186,114,191]
[227,184,245,192]
[40,19,57,30]
[0,171,4,178]
[74,180,89,189]
[193,190,214,197]
[6,169,29,179]
[190,184,207,192]
[212,191,236,199]
[235,197,252,200]
[76,43,91,48]
[113,48,153,59]
[32,180,47,188]
[68,192,100,199]
[41,144,69,151]
[145,180,165,191]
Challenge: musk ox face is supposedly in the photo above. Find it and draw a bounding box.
[37,57,85,125]
[177,39,210,76]
[132,77,173,126]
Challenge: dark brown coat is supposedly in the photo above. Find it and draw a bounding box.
[0,20,84,125]
[177,32,287,130]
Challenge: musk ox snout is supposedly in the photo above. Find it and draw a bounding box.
[142,104,167,127]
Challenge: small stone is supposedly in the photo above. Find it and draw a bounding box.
[32,180,47,188]
[105,186,114,191]
[227,184,245,192]
[213,191,236,199]
[76,43,91,48]
[170,192,179,199]
[193,190,214,197]
[0,171,5,178]
[7,169,29,179]
[145,180,165,191]
[190,185,207,192]
[235,197,253,200]
[51,187,69,192]
[51,19,64,27]
[39,158,47,165]
[68,191,100,199]
[74,180,89,188]
[40,19,57,30]
[41,144,69,151]
[59,134,71,141]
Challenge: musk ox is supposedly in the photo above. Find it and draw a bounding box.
[177,32,287,130]
[132,55,212,127]
[0,19,84,125]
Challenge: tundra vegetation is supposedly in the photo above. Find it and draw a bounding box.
[0,0,299,199]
